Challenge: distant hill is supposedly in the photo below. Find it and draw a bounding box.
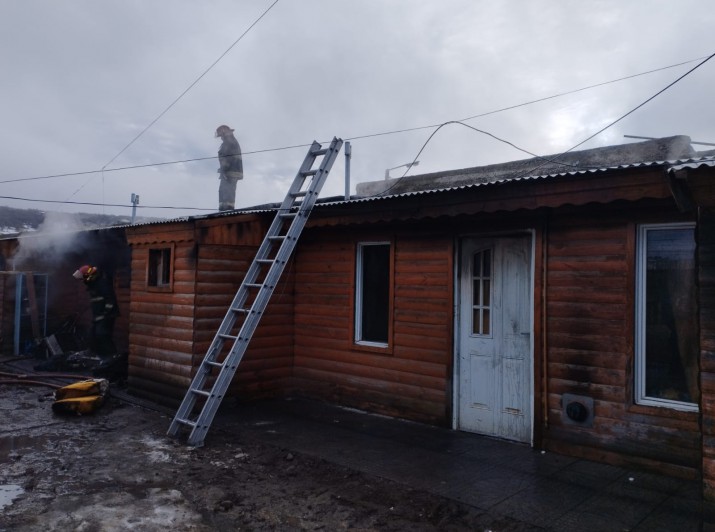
[0,205,162,236]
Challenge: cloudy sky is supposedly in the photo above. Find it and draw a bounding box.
[1,1,713,219]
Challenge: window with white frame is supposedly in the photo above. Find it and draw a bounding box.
[355,242,390,346]
[635,223,698,411]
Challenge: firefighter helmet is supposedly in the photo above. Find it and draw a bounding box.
[215,125,234,138]
[73,264,98,281]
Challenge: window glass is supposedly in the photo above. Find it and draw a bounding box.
[148,248,172,287]
[471,249,492,336]
[637,225,698,409]
[356,243,390,345]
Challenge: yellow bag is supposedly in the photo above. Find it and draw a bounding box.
[52,379,109,415]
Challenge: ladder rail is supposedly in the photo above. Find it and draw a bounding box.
[168,137,343,445]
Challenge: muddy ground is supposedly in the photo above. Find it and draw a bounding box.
[0,378,536,531]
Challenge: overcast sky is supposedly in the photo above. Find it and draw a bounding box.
[1,1,713,219]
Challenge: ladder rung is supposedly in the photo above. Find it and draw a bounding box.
[169,137,342,448]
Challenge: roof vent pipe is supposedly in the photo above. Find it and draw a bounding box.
[344,141,351,201]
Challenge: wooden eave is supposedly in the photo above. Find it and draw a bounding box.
[126,220,196,246]
[680,166,715,208]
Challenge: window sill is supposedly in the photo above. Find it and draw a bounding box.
[629,400,699,417]
[353,341,393,356]
[147,285,173,293]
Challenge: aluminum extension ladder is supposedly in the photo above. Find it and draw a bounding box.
[168,137,343,446]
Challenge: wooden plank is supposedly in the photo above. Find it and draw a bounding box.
[294,355,445,391]
[291,376,447,424]
[294,345,446,378]
[546,317,625,335]
[293,366,444,403]
[131,323,193,342]
[548,362,625,387]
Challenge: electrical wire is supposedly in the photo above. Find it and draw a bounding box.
[516,50,715,179]
[0,55,704,188]
[60,0,281,206]
[100,0,281,171]
[2,53,712,211]
[0,194,213,211]
[377,51,715,198]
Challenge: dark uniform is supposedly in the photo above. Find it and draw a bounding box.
[75,266,119,359]
[216,125,243,211]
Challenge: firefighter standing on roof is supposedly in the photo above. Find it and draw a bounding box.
[215,124,243,211]
[72,265,119,360]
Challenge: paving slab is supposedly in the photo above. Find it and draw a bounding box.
[215,396,704,530]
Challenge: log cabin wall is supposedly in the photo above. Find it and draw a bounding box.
[127,223,197,406]
[195,215,293,400]
[292,225,453,425]
[699,208,715,500]
[127,214,294,407]
[543,200,701,479]
[193,244,295,400]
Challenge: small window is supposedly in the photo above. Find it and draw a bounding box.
[148,247,173,289]
[635,223,698,411]
[355,242,391,346]
[472,248,492,336]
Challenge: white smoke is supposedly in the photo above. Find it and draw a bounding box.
[11,212,86,270]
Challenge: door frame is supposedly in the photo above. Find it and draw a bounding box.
[452,230,536,445]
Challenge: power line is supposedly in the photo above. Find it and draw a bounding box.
[100,0,282,171]
[3,53,712,211]
[0,194,213,211]
[0,55,704,187]
[520,50,715,177]
[378,51,715,197]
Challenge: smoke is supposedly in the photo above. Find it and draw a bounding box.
[11,212,88,270]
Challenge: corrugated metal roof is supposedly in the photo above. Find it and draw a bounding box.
[86,153,715,232]
[319,156,715,207]
[667,156,715,172]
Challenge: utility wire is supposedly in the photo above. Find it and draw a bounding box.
[517,50,715,179]
[0,194,213,211]
[63,0,281,205]
[0,56,704,187]
[4,53,712,210]
[378,51,715,197]
[100,0,281,172]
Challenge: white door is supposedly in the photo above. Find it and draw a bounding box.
[457,236,532,442]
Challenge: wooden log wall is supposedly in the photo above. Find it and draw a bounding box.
[194,244,295,400]
[128,240,197,406]
[700,208,715,500]
[292,227,453,425]
[126,215,292,406]
[543,203,701,478]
